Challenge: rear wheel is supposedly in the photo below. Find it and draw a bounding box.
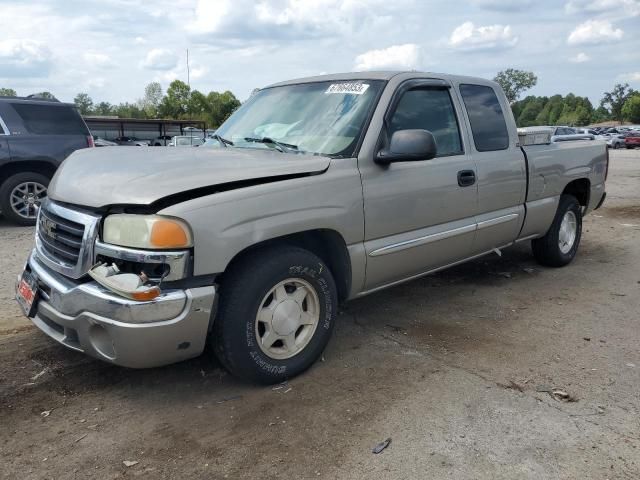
[211,246,338,384]
[613,143,620,149]
[532,195,582,267]
[0,172,49,226]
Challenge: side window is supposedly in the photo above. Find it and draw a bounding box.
[389,88,463,157]
[10,104,89,135]
[459,84,509,152]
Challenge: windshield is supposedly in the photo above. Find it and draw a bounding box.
[215,80,384,157]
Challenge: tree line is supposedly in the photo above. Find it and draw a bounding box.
[0,80,242,129]
[493,69,640,126]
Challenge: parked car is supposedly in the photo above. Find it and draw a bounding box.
[152,135,173,146]
[16,72,607,383]
[607,134,626,149]
[576,128,606,141]
[0,96,93,225]
[168,135,204,147]
[624,131,640,149]
[200,138,220,148]
[93,136,118,147]
[550,126,595,142]
[113,136,149,146]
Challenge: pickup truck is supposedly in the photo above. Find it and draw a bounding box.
[16,72,608,384]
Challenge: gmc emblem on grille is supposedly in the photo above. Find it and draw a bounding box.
[42,218,57,238]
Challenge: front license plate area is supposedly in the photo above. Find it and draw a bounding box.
[16,270,38,317]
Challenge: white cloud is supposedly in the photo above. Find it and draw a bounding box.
[565,0,640,16]
[619,72,640,82]
[142,48,179,70]
[569,52,590,62]
[134,36,147,44]
[188,0,232,34]
[354,44,420,71]
[0,39,52,78]
[471,0,533,10]
[187,0,396,40]
[448,22,518,50]
[82,52,111,67]
[567,19,623,45]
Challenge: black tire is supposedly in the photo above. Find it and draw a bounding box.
[0,172,50,226]
[613,143,619,149]
[211,245,338,384]
[532,194,582,267]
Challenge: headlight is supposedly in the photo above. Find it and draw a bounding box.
[103,214,193,250]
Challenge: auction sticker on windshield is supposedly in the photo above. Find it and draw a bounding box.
[325,83,370,95]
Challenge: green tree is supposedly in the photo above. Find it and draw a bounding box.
[74,93,94,115]
[517,96,544,126]
[140,82,163,118]
[0,87,17,97]
[591,106,611,123]
[187,90,209,118]
[113,102,145,119]
[207,90,241,127]
[494,69,538,104]
[601,83,637,122]
[622,95,640,123]
[93,102,114,116]
[159,80,191,118]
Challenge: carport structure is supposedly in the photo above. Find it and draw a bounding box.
[83,116,207,143]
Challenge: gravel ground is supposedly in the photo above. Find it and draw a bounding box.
[0,149,639,479]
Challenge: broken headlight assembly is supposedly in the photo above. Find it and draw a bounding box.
[92,215,194,301]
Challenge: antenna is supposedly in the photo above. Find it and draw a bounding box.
[187,49,190,88]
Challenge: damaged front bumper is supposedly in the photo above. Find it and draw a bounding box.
[18,250,217,368]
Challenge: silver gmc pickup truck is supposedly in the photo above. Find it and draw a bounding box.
[16,72,607,383]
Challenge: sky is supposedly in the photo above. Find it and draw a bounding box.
[0,0,639,105]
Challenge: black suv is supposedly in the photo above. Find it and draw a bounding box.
[0,96,93,225]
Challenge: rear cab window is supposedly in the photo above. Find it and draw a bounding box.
[10,103,89,135]
[459,84,509,152]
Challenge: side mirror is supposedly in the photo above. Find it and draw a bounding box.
[375,129,437,165]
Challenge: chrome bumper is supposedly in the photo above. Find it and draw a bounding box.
[19,250,217,368]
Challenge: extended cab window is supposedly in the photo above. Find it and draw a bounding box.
[10,103,89,135]
[389,88,463,156]
[459,84,509,152]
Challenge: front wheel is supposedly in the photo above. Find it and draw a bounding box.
[0,172,50,226]
[532,194,582,267]
[211,246,337,384]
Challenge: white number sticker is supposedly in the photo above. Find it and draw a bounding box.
[325,83,370,95]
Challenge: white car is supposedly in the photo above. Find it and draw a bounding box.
[550,127,594,143]
[152,135,174,146]
[168,136,204,147]
[606,134,626,149]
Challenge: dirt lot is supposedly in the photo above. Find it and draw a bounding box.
[1,149,639,479]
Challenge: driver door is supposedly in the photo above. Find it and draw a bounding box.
[359,84,478,291]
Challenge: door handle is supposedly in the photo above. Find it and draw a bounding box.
[457,170,476,187]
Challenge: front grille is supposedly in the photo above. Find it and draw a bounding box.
[38,208,85,264]
[35,200,101,279]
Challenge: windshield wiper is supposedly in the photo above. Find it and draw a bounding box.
[212,134,234,147]
[243,137,299,153]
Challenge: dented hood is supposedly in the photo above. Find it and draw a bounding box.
[48,146,330,208]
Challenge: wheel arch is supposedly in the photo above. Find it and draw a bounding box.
[562,178,590,208]
[221,229,352,303]
[0,161,56,186]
